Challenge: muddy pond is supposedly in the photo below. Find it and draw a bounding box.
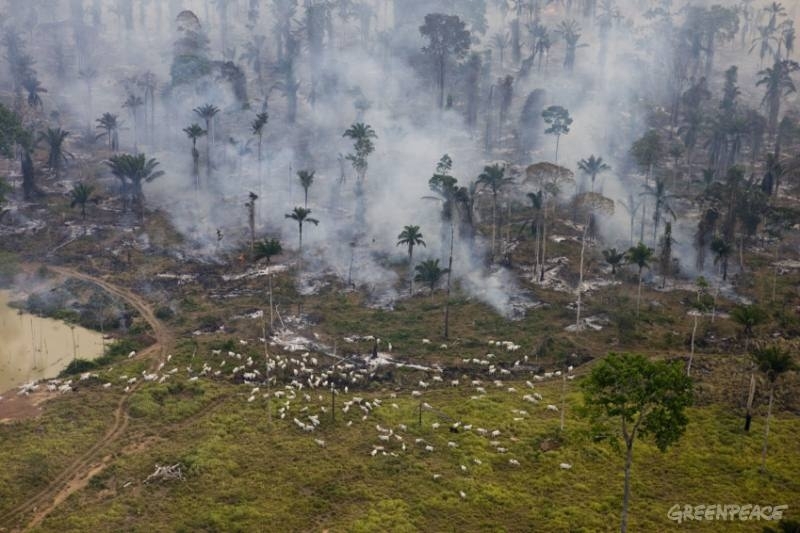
[0,290,105,394]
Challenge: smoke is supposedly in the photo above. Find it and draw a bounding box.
[2,0,771,315]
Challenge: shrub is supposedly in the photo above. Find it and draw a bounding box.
[61,358,98,376]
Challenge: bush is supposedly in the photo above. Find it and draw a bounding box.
[155,306,175,320]
[61,358,98,376]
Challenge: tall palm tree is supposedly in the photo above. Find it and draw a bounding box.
[38,128,73,179]
[577,154,610,193]
[194,104,220,183]
[241,35,267,89]
[752,344,795,472]
[105,153,164,222]
[251,112,268,197]
[297,170,315,207]
[246,192,258,253]
[492,32,511,66]
[626,242,654,318]
[756,59,799,136]
[183,124,206,190]
[122,93,144,150]
[641,177,677,246]
[525,190,544,278]
[95,112,120,151]
[397,225,426,295]
[554,19,585,71]
[414,259,449,297]
[602,247,625,275]
[78,67,97,128]
[285,206,319,256]
[69,183,96,219]
[711,237,733,280]
[476,163,513,259]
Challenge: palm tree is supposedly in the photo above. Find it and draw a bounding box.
[78,67,97,128]
[397,225,426,295]
[251,112,268,197]
[69,183,96,219]
[22,76,47,109]
[105,153,164,222]
[602,248,625,275]
[194,104,220,183]
[492,32,511,66]
[577,154,610,193]
[122,93,144,150]
[752,344,795,472]
[617,194,640,246]
[554,20,585,71]
[254,238,283,264]
[95,113,120,151]
[476,164,513,259]
[711,237,733,280]
[285,206,319,256]
[343,123,377,182]
[297,170,315,207]
[525,190,544,278]
[756,59,799,136]
[38,128,73,179]
[245,192,258,254]
[414,259,449,297]
[641,178,677,246]
[730,305,767,349]
[241,35,267,89]
[183,124,206,190]
[626,242,654,318]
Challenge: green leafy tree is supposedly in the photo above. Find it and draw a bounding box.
[297,170,315,207]
[542,105,572,161]
[626,242,654,318]
[582,353,693,533]
[419,13,472,109]
[397,225,426,295]
[254,238,283,264]
[69,183,96,219]
[414,258,449,296]
[285,206,319,256]
[476,163,513,259]
[343,123,377,182]
[752,345,796,472]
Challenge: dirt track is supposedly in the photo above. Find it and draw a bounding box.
[0,265,169,532]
